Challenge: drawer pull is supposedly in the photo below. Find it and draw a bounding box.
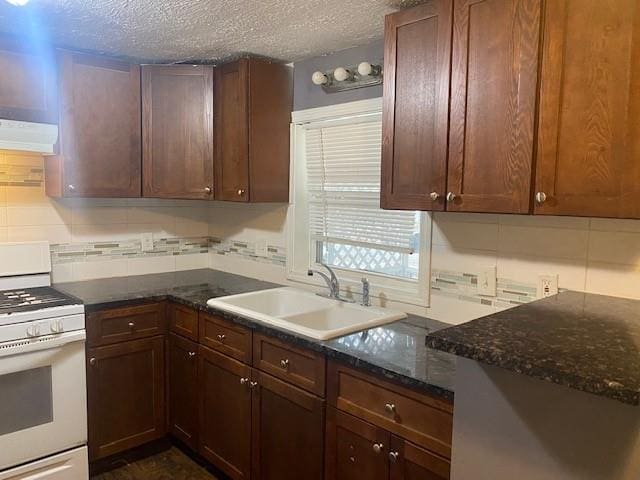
[280,358,290,369]
[384,403,396,415]
[389,451,399,463]
[128,322,135,330]
[372,443,384,454]
[216,334,226,343]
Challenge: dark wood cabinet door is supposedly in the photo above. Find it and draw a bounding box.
[168,333,199,450]
[199,345,252,480]
[0,35,57,124]
[142,65,214,199]
[381,1,452,211]
[535,0,640,218]
[325,407,390,480]
[52,51,141,198]
[252,370,325,480]
[389,435,450,480]
[447,0,541,213]
[87,336,165,461]
[215,60,249,202]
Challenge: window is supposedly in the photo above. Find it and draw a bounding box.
[288,99,431,306]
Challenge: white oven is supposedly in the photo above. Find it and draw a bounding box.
[0,326,87,472]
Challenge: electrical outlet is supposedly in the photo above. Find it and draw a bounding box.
[538,274,559,298]
[477,266,497,296]
[140,233,154,252]
[255,239,268,257]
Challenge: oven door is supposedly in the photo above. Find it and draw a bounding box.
[0,330,87,471]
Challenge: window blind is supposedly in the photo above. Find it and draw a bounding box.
[305,116,419,254]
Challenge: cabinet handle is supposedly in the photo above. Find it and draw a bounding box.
[430,192,440,201]
[67,184,76,192]
[216,334,226,343]
[237,188,245,196]
[240,377,249,386]
[128,322,135,330]
[372,443,384,454]
[279,358,290,369]
[89,357,96,366]
[188,351,196,358]
[384,403,396,415]
[388,451,399,463]
[446,192,457,202]
[204,186,212,194]
[535,192,547,204]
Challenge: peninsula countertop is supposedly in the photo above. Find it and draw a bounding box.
[426,290,640,405]
[54,268,456,401]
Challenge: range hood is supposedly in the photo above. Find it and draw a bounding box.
[0,118,59,154]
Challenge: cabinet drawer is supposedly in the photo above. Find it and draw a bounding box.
[199,312,252,363]
[169,302,199,341]
[87,303,167,347]
[253,333,326,396]
[328,361,453,459]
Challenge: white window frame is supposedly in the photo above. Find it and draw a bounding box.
[287,98,432,308]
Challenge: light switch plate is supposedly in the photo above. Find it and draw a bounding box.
[477,266,497,296]
[255,239,268,257]
[141,233,154,252]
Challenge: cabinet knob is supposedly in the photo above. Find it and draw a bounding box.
[430,192,440,201]
[237,188,245,196]
[389,451,399,463]
[372,443,384,454]
[67,184,76,192]
[204,186,212,194]
[384,403,396,415]
[446,192,457,202]
[89,357,97,366]
[188,351,196,358]
[249,381,259,389]
[128,322,135,330]
[535,192,547,204]
[216,334,226,343]
[280,358,290,369]
[240,377,249,386]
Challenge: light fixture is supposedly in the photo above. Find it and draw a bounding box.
[311,71,328,85]
[333,67,352,82]
[311,61,383,93]
[4,0,30,6]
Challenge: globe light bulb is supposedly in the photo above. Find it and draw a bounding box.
[333,67,351,82]
[357,62,373,76]
[311,71,328,85]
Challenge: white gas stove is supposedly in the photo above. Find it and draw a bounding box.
[0,242,88,479]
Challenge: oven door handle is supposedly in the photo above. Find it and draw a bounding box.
[0,330,86,358]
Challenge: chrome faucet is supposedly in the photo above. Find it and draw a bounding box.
[308,264,352,302]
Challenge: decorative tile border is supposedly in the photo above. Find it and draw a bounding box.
[209,237,287,267]
[0,163,44,186]
[50,236,287,267]
[431,268,540,309]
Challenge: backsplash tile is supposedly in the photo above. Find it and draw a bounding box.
[209,237,287,267]
[0,163,44,187]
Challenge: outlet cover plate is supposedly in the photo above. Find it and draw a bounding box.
[538,274,559,298]
[477,266,497,297]
[141,233,154,252]
[255,239,268,257]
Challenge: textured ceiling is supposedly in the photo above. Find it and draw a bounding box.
[0,0,424,63]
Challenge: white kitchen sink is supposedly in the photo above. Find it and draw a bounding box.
[206,287,407,340]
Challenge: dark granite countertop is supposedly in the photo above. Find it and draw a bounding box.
[426,291,640,406]
[54,268,456,401]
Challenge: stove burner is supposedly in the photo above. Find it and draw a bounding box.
[0,287,80,315]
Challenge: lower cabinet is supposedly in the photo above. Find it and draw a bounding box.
[86,335,166,461]
[167,333,199,450]
[199,344,253,480]
[251,370,325,480]
[325,407,450,480]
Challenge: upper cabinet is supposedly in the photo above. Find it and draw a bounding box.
[381,0,541,214]
[214,58,292,202]
[381,1,452,211]
[142,65,215,199]
[46,51,142,198]
[0,35,57,124]
[447,0,541,214]
[534,0,640,218]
